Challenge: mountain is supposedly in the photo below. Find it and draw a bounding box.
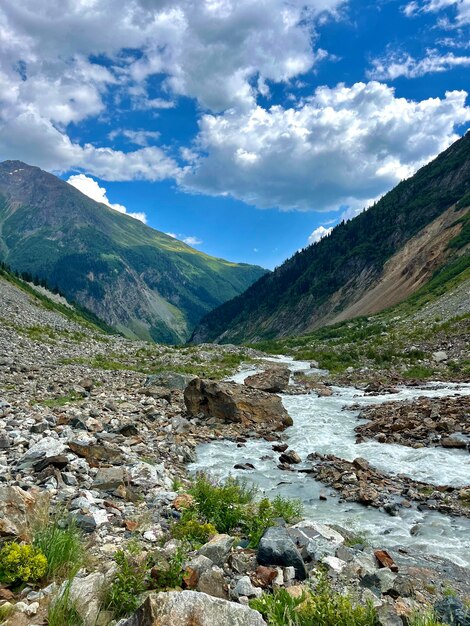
[192,132,470,344]
[0,161,267,343]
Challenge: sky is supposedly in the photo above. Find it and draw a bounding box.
[0,0,469,269]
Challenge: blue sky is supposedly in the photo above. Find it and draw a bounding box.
[0,0,469,269]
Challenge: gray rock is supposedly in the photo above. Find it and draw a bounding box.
[231,575,262,599]
[197,567,228,599]
[65,572,105,626]
[145,372,197,391]
[18,437,66,467]
[120,590,266,626]
[198,534,235,567]
[435,597,470,626]
[257,526,307,580]
[432,351,448,363]
[93,466,125,490]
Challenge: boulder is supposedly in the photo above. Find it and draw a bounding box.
[184,378,292,431]
[0,485,39,537]
[279,449,301,464]
[64,572,105,626]
[119,590,266,626]
[434,597,470,626]
[257,526,307,580]
[93,466,126,490]
[198,534,234,567]
[432,351,448,363]
[231,575,262,599]
[145,372,197,391]
[244,367,290,393]
[68,440,122,464]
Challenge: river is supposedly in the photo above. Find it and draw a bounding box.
[188,357,470,568]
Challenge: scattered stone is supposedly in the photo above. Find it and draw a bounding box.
[198,534,234,567]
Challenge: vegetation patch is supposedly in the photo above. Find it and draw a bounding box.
[176,474,303,548]
[250,578,377,626]
[0,542,47,586]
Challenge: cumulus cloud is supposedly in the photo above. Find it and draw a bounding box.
[308,225,333,245]
[67,174,147,222]
[182,82,470,211]
[0,0,345,178]
[403,0,470,26]
[165,232,202,245]
[182,235,202,245]
[369,49,470,79]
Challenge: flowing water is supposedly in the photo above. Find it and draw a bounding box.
[189,358,470,568]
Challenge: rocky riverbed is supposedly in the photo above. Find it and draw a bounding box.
[1,275,470,626]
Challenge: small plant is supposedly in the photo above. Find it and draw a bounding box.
[250,577,377,626]
[0,542,47,586]
[149,548,185,590]
[105,541,148,618]
[33,516,85,581]
[172,519,217,545]
[0,604,14,624]
[172,478,184,492]
[47,580,84,626]
[408,609,445,626]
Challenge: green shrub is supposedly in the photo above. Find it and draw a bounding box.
[184,474,303,547]
[0,542,47,586]
[250,578,377,626]
[105,542,148,618]
[149,548,185,590]
[172,520,217,545]
[33,517,85,581]
[47,580,84,626]
[188,474,258,534]
[403,365,435,379]
[244,496,303,548]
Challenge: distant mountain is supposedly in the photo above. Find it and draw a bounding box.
[0,161,267,343]
[192,133,470,344]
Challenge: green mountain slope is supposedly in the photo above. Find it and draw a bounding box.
[0,161,267,343]
[192,132,470,344]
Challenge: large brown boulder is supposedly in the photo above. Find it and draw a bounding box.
[244,366,290,393]
[184,378,292,431]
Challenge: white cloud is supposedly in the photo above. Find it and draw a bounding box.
[0,0,346,179]
[182,82,470,211]
[165,232,202,245]
[369,49,470,79]
[308,225,333,244]
[403,0,470,26]
[108,129,162,147]
[67,173,147,222]
[182,235,202,245]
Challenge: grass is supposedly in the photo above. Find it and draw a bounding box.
[177,473,303,548]
[36,391,84,408]
[47,580,84,626]
[408,609,446,626]
[403,365,436,380]
[32,513,85,581]
[250,578,377,626]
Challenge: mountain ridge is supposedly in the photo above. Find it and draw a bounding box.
[191,132,470,344]
[0,160,267,343]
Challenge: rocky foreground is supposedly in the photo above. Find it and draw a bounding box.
[1,276,470,626]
